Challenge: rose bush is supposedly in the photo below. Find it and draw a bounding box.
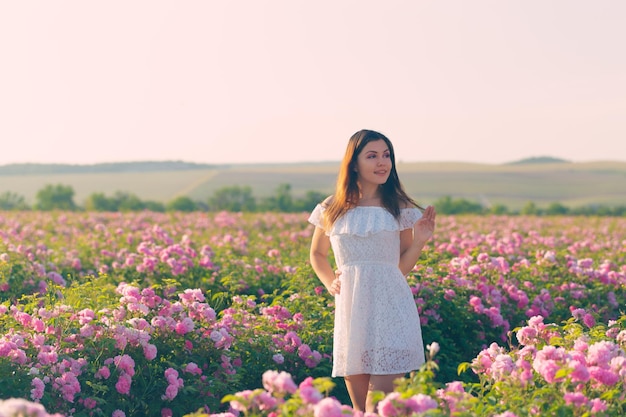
[1,211,624,415]
[188,311,626,416]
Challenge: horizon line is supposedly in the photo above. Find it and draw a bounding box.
[2,156,626,167]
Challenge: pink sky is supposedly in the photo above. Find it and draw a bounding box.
[1,1,625,165]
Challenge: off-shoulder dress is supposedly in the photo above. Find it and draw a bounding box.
[308,204,426,377]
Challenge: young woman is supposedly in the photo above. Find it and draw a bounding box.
[308,129,436,412]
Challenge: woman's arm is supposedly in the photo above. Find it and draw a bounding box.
[310,226,340,295]
[399,205,436,276]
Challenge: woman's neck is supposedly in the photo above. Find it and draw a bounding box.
[357,184,381,205]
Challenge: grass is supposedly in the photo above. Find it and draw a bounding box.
[1,161,625,210]
[0,170,217,205]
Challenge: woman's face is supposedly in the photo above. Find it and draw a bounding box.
[354,139,392,186]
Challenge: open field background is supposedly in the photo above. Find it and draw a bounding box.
[1,160,625,210]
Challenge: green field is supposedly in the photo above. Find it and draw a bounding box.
[1,161,625,210]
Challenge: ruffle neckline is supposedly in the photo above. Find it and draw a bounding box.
[308,204,422,237]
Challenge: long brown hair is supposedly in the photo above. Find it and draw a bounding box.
[324,129,421,228]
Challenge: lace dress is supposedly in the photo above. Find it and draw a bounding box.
[308,205,426,377]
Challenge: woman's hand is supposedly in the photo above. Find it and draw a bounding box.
[329,270,342,295]
[414,205,436,245]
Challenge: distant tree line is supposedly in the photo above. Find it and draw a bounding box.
[431,196,626,216]
[0,184,325,214]
[0,184,624,217]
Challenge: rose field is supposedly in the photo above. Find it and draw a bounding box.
[0,211,625,417]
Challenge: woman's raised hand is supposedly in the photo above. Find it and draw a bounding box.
[414,205,436,244]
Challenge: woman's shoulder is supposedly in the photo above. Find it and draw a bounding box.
[398,198,420,210]
[320,195,334,208]
[397,199,423,229]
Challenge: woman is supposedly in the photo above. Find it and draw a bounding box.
[308,129,436,412]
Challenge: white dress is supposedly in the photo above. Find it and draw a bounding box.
[309,204,426,377]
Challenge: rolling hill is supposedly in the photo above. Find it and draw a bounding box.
[1,160,625,210]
